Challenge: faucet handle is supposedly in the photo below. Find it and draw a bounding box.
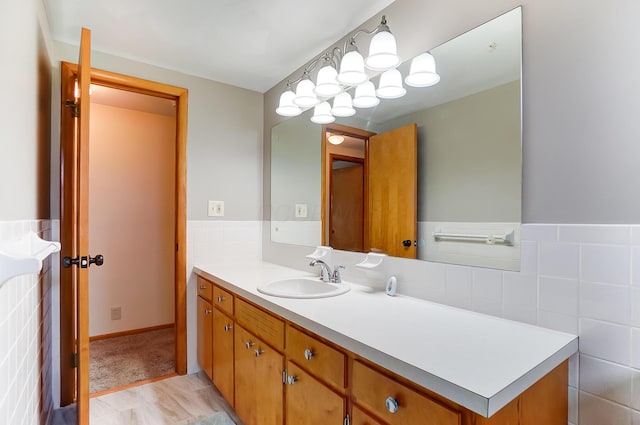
[332,265,345,283]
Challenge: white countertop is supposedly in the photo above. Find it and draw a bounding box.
[194,261,578,418]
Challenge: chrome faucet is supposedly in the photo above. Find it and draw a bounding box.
[309,259,332,282]
[309,259,344,283]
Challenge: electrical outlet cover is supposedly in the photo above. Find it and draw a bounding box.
[208,200,224,217]
[295,203,308,218]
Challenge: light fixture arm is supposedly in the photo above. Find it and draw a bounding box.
[284,50,341,88]
[342,15,390,52]
[281,16,390,91]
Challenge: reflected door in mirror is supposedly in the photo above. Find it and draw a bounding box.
[330,157,365,251]
[368,123,417,258]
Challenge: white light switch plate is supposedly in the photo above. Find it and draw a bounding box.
[295,203,307,218]
[208,200,224,217]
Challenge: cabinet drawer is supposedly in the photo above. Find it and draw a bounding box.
[235,299,284,350]
[286,325,346,390]
[197,276,212,301]
[213,285,234,316]
[352,361,461,425]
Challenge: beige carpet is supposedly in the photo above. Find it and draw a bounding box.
[90,327,175,393]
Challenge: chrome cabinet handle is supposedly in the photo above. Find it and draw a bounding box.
[287,375,298,385]
[304,348,314,360]
[254,348,265,357]
[224,324,233,332]
[204,309,212,315]
[217,296,225,303]
[199,285,207,289]
[385,397,399,414]
[245,341,255,349]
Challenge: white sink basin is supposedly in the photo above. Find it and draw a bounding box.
[258,277,350,299]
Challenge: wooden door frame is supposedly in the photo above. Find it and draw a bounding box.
[59,62,188,406]
[321,124,375,247]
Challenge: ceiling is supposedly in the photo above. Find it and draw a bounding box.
[44,0,396,93]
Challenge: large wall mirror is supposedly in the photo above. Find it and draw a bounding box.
[270,7,522,271]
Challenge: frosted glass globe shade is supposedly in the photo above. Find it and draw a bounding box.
[352,81,380,108]
[405,52,441,87]
[314,65,342,97]
[293,78,320,108]
[331,92,356,117]
[310,102,335,124]
[365,30,401,71]
[376,69,406,99]
[275,90,302,117]
[337,50,368,86]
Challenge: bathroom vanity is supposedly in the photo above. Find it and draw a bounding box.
[195,261,577,425]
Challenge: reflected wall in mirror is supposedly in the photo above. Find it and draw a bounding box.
[270,7,522,271]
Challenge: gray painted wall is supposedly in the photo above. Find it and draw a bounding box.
[271,109,321,221]
[377,81,521,223]
[264,0,640,225]
[54,42,264,221]
[0,0,53,220]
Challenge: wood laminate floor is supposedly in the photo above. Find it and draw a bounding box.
[52,373,243,425]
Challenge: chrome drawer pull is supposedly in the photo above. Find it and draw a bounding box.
[224,324,233,332]
[385,397,399,414]
[217,296,226,303]
[205,309,212,315]
[304,348,315,360]
[245,341,255,349]
[199,285,207,289]
[287,375,298,385]
[254,348,265,357]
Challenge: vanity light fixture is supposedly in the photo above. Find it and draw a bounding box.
[331,92,356,117]
[275,15,439,123]
[275,85,302,117]
[376,69,406,99]
[310,102,335,124]
[293,74,320,108]
[315,61,342,97]
[405,52,441,87]
[364,16,401,71]
[352,81,380,108]
[337,42,368,86]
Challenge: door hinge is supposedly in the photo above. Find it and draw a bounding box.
[71,352,79,368]
[64,99,79,118]
[343,413,350,425]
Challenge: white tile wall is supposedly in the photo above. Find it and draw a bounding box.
[0,220,54,425]
[380,224,640,425]
[186,220,262,374]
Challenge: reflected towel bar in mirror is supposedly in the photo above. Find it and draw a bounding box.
[433,230,515,246]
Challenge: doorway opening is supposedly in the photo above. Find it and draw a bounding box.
[87,84,178,395]
[59,62,188,407]
[321,122,418,258]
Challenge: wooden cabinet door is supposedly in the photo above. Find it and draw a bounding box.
[286,361,346,425]
[197,296,213,379]
[212,309,234,405]
[352,405,386,425]
[235,325,284,425]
